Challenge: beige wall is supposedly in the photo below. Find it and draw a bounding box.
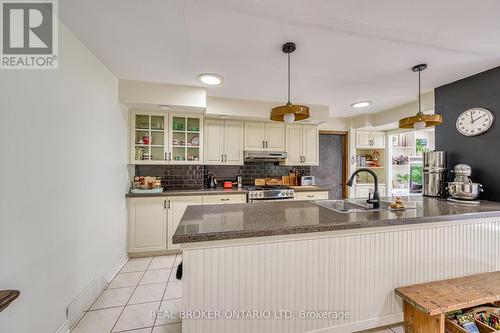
[0,23,128,333]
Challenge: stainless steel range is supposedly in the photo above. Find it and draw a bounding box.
[246,186,295,202]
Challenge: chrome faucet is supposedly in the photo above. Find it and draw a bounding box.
[346,168,380,209]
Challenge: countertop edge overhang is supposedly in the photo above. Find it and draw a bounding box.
[172,206,500,245]
[125,186,330,198]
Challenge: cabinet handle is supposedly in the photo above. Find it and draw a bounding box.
[164,200,167,209]
[221,154,224,162]
[307,195,314,198]
[265,141,268,148]
[164,152,167,161]
[168,200,171,209]
[224,154,227,162]
[262,141,265,148]
[169,152,172,161]
[220,198,230,201]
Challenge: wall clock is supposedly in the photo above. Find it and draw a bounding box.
[456,108,495,136]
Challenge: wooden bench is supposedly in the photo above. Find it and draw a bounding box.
[395,271,500,333]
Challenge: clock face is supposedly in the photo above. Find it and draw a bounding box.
[456,108,494,136]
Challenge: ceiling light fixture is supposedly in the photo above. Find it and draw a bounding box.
[197,73,223,86]
[270,42,310,123]
[351,101,372,108]
[399,64,442,130]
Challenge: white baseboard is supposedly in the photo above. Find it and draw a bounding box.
[61,254,129,332]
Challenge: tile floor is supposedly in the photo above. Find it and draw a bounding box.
[71,254,182,333]
[71,254,404,333]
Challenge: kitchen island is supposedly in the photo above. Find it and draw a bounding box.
[173,197,500,333]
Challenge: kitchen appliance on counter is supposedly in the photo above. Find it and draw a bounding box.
[207,173,217,189]
[300,175,316,186]
[246,185,295,202]
[423,151,447,197]
[447,164,483,202]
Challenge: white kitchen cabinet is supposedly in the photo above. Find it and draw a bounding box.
[203,119,224,164]
[294,191,329,201]
[371,132,386,148]
[128,197,168,253]
[302,125,319,165]
[130,111,169,164]
[204,119,244,165]
[244,121,285,151]
[356,131,385,149]
[354,184,386,198]
[169,114,203,164]
[265,122,285,151]
[128,192,249,254]
[167,196,203,250]
[284,124,319,166]
[224,121,244,164]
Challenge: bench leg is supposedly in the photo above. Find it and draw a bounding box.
[403,300,445,333]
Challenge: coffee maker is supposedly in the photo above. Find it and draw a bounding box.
[207,173,217,188]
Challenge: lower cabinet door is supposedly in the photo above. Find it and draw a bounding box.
[167,196,203,250]
[128,198,167,253]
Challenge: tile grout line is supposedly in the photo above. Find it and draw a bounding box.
[109,257,153,333]
[152,253,179,328]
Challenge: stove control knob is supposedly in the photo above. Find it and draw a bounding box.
[258,192,263,198]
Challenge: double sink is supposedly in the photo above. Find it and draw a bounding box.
[312,199,414,213]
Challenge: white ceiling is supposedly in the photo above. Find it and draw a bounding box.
[60,0,500,117]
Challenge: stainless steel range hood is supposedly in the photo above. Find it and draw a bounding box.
[244,151,287,162]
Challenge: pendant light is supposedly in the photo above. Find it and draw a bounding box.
[399,64,442,130]
[270,42,310,123]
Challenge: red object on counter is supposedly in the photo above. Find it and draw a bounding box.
[223,181,233,189]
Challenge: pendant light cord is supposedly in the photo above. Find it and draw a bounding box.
[418,68,422,115]
[287,52,291,104]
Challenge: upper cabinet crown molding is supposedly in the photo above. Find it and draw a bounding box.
[244,121,285,151]
[356,130,385,149]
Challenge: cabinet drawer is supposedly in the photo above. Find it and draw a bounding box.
[202,194,247,204]
[294,191,329,201]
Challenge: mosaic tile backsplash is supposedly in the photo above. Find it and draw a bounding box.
[135,163,311,190]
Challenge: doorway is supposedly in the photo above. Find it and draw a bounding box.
[311,131,348,199]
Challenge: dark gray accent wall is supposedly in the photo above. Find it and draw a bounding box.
[311,134,344,199]
[435,66,500,202]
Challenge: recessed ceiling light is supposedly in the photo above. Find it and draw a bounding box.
[159,105,171,110]
[197,73,223,85]
[351,101,372,108]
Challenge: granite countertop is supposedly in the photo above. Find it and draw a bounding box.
[173,197,500,244]
[125,186,329,197]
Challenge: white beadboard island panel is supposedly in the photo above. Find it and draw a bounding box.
[181,217,500,333]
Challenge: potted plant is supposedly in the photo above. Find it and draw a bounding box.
[396,174,410,189]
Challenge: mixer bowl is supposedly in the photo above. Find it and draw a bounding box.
[447,182,483,200]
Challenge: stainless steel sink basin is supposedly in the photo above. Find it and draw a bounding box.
[312,199,410,213]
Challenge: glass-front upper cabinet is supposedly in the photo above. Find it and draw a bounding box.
[131,111,168,164]
[169,115,203,164]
